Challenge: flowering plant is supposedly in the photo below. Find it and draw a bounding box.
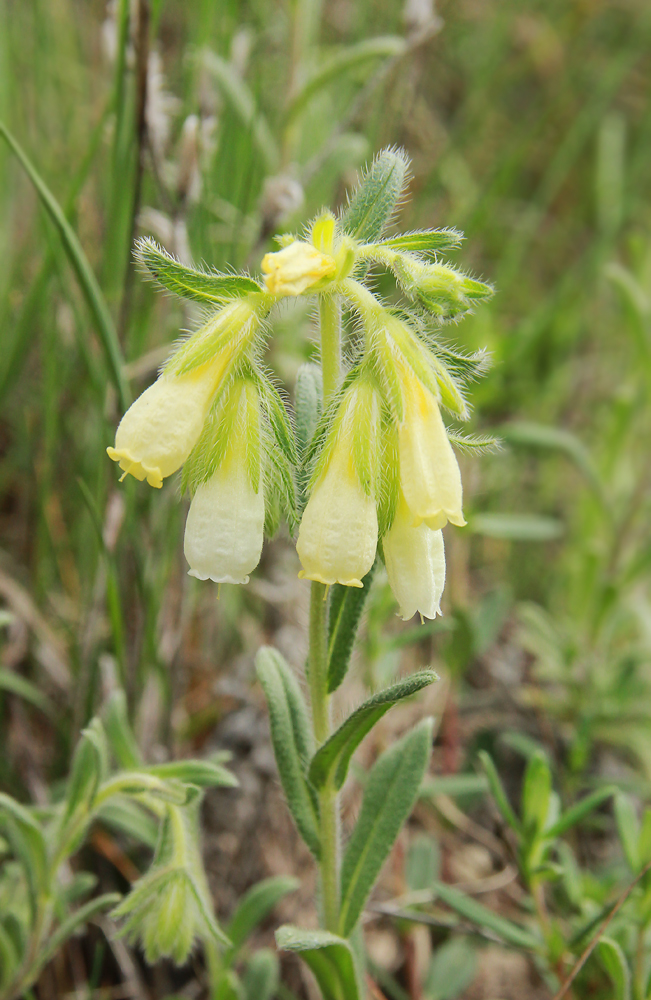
[107,147,494,995]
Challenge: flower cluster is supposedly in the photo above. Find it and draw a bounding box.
[108,154,492,619]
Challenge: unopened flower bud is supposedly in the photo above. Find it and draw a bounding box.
[383,493,445,620]
[262,240,336,297]
[398,368,465,530]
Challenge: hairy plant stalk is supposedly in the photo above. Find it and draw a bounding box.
[307,292,342,932]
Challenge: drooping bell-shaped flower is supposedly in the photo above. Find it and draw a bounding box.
[297,384,378,588]
[398,367,465,530]
[183,383,265,585]
[262,240,336,297]
[184,452,265,585]
[107,356,227,488]
[383,493,446,621]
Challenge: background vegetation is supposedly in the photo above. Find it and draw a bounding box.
[1,0,651,997]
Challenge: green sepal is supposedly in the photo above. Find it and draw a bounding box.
[226,876,299,961]
[339,718,433,936]
[376,414,400,538]
[255,647,320,858]
[375,228,464,256]
[294,363,323,457]
[446,430,501,453]
[341,146,409,243]
[276,926,361,1000]
[327,559,377,693]
[136,237,263,303]
[309,671,437,791]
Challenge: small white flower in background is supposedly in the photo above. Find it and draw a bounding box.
[383,493,446,621]
[260,174,305,231]
[147,49,181,162]
[106,357,226,488]
[183,383,265,586]
[262,241,336,297]
[398,366,465,530]
[402,0,443,37]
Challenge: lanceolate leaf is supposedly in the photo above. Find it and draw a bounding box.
[255,647,320,857]
[339,718,433,936]
[146,760,238,788]
[326,561,377,693]
[597,937,631,1000]
[227,876,299,958]
[341,147,409,243]
[309,671,437,791]
[34,893,122,976]
[136,238,262,303]
[478,750,522,834]
[0,794,48,916]
[433,882,539,951]
[276,926,361,1000]
[377,228,464,256]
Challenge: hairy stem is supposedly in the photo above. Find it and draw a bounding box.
[306,292,343,933]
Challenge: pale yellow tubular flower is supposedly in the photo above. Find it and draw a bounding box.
[261,240,336,297]
[383,492,446,621]
[398,367,465,530]
[107,355,227,488]
[183,446,265,585]
[297,444,377,587]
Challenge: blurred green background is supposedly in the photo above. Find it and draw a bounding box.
[2,0,651,996]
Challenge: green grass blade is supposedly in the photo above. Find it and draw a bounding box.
[0,121,129,409]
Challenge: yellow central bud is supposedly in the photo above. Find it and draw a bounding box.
[261,240,336,296]
[107,355,227,488]
[398,367,465,530]
[383,492,446,621]
[297,448,377,589]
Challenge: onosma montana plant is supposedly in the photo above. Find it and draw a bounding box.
[106,147,494,997]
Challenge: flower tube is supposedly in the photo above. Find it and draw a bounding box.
[183,450,265,585]
[183,384,265,585]
[398,367,465,530]
[297,385,378,588]
[107,356,227,488]
[383,493,446,621]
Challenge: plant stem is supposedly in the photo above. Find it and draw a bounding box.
[319,295,341,401]
[308,582,340,932]
[305,292,343,933]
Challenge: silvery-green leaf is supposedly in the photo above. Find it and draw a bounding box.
[326,560,377,693]
[227,876,300,959]
[136,237,262,303]
[276,926,361,1000]
[103,690,142,770]
[256,647,320,857]
[339,718,433,936]
[309,672,437,791]
[341,147,409,242]
[242,949,280,1000]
